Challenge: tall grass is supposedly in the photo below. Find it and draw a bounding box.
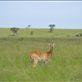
[0,28,82,82]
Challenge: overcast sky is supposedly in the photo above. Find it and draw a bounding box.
[0,1,82,29]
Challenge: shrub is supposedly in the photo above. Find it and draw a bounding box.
[75,33,82,37]
[79,33,82,36]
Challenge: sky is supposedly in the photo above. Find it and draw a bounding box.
[0,1,82,29]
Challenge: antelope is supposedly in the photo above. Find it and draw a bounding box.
[30,41,55,68]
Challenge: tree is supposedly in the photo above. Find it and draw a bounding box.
[26,25,31,29]
[27,25,31,28]
[48,24,55,32]
[10,27,19,36]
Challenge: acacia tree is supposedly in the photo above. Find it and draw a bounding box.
[28,25,31,28]
[48,24,55,32]
[26,25,31,29]
[10,27,19,36]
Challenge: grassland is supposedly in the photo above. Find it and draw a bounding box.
[0,28,82,82]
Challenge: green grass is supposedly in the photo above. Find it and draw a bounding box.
[0,28,82,38]
[0,28,82,82]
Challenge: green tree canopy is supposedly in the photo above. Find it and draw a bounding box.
[10,27,19,36]
[49,24,55,32]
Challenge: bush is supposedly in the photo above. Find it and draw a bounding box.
[30,31,34,35]
[79,33,82,36]
[75,33,82,37]
[75,34,79,37]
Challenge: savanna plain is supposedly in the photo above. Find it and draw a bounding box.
[0,28,82,82]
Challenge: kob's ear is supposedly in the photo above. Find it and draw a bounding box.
[52,41,56,47]
[48,42,56,47]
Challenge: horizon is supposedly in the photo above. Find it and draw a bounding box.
[0,1,82,29]
[0,26,82,29]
